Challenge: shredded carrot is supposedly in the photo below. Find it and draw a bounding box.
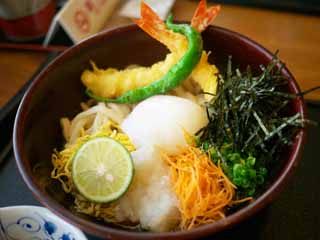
[231,197,253,205]
[162,146,237,230]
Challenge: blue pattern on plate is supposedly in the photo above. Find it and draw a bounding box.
[0,212,76,240]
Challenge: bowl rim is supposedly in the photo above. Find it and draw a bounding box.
[13,24,307,239]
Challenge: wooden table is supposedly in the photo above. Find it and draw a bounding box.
[1,0,319,107]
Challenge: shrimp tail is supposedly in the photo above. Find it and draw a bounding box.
[133,2,179,50]
[191,0,221,32]
[134,1,220,52]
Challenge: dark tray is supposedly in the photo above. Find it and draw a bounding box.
[0,55,319,240]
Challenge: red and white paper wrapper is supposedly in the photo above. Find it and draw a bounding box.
[44,0,120,44]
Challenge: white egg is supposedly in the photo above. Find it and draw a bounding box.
[121,95,208,153]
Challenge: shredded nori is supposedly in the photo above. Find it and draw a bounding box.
[197,53,314,197]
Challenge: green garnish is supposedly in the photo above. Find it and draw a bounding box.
[204,143,267,197]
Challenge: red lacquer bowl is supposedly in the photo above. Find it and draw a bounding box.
[13,25,306,239]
